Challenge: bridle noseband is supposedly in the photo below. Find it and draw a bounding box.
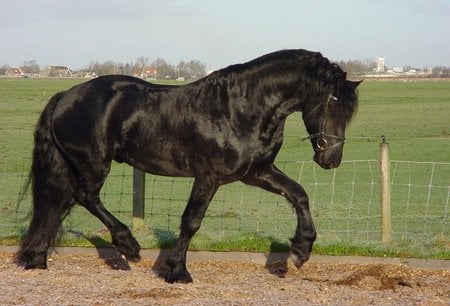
[303,131,345,152]
[302,94,345,152]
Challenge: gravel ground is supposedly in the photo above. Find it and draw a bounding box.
[0,250,449,305]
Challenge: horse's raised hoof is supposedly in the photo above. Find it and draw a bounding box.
[290,245,310,269]
[124,253,141,263]
[113,233,141,262]
[290,253,307,269]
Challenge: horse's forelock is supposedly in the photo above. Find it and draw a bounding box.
[309,58,359,125]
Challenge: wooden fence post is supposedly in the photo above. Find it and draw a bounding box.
[132,168,146,230]
[379,136,392,244]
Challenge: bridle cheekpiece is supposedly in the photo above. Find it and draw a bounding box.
[302,94,345,152]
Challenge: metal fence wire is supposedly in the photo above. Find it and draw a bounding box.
[2,158,449,252]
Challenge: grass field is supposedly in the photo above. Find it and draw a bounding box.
[0,77,449,259]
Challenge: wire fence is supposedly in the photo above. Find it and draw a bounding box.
[1,158,449,253]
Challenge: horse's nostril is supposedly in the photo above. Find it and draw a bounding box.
[328,161,340,169]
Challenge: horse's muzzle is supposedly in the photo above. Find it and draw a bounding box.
[314,152,342,169]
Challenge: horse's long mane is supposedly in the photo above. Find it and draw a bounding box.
[212,49,328,76]
[204,49,358,124]
[206,49,346,94]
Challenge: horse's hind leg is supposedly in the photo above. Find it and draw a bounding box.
[17,171,75,269]
[74,166,140,261]
[80,193,141,261]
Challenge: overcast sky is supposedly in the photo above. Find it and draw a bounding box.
[1,0,449,70]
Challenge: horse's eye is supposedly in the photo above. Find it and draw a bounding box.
[316,137,328,151]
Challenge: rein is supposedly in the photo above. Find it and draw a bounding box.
[302,94,345,152]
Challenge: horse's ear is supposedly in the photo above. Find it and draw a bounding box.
[350,79,363,88]
[332,71,346,86]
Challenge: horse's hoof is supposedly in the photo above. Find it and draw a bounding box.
[24,262,48,270]
[290,246,310,268]
[165,270,193,284]
[164,259,193,283]
[15,250,48,270]
[113,235,141,262]
[124,253,141,263]
[290,254,306,269]
[16,256,48,270]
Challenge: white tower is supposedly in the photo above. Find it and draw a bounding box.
[376,57,385,73]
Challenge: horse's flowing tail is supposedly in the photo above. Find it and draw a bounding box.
[16,92,76,269]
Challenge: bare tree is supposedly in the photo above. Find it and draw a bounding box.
[114,62,133,75]
[22,60,40,74]
[136,56,149,78]
[0,65,10,75]
[152,58,175,79]
[176,60,206,80]
[335,59,376,77]
[188,60,206,79]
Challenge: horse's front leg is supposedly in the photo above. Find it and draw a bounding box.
[242,164,316,268]
[165,178,218,283]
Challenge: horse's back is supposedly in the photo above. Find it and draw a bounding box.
[49,75,199,177]
[50,76,153,168]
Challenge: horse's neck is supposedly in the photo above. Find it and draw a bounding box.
[253,70,308,117]
[242,70,311,142]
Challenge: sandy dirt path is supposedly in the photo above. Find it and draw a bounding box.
[1,249,448,305]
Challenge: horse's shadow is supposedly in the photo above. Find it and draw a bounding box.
[149,232,292,279]
[68,230,131,271]
[150,229,178,279]
[68,230,291,278]
[66,229,177,277]
[265,240,290,278]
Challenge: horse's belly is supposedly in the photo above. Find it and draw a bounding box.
[121,154,194,177]
[121,149,252,182]
[143,160,193,177]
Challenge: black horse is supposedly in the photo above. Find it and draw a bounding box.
[16,49,360,283]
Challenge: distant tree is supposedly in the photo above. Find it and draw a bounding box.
[176,60,189,79]
[335,59,376,76]
[0,65,10,75]
[403,65,414,72]
[176,60,206,80]
[22,60,40,74]
[430,66,450,78]
[101,60,117,75]
[188,60,207,79]
[152,58,175,79]
[83,60,122,76]
[135,56,149,78]
[86,61,101,75]
[121,62,134,75]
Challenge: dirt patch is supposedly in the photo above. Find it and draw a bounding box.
[1,251,449,305]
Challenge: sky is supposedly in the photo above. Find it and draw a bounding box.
[1,0,449,70]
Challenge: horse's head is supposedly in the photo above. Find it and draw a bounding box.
[302,74,361,169]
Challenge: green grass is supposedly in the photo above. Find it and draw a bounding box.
[280,80,450,162]
[0,77,449,259]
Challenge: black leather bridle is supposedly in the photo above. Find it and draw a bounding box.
[302,94,345,152]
